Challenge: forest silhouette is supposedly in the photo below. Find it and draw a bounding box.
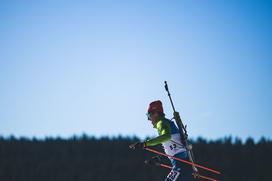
[0,135,271,181]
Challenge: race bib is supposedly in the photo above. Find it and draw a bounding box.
[162,133,186,156]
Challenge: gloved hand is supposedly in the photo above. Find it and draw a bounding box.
[144,156,162,166]
[129,141,146,150]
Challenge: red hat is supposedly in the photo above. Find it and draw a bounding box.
[147,100,164,113]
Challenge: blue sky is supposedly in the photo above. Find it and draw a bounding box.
[0,0,271,141]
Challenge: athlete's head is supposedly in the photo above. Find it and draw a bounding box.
[147,100,165,124]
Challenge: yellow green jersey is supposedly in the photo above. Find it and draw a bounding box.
[146,118,186,156]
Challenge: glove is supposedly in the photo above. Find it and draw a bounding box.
[129,141,146,150]
[144,156,162,166]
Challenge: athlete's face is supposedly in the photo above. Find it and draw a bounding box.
[147,112,159,124]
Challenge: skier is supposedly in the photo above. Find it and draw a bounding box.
[130,100,194,181]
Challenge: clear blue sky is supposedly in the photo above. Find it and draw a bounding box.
[0,0,271,141]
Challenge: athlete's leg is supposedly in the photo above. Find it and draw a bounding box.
[165,152,194,181]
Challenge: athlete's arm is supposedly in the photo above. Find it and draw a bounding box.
[145,120,171,146]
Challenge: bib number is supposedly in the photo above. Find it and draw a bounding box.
[167,170,180,181]
[169,143,177,150]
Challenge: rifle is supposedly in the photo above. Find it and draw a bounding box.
[164,81,198,173]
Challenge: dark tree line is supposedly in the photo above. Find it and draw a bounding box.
[0,135,271,181]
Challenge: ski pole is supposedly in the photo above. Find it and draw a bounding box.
[145,157,219,181]
[144,147,221,175]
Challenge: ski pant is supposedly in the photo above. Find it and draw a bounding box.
[165,151,194,181]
